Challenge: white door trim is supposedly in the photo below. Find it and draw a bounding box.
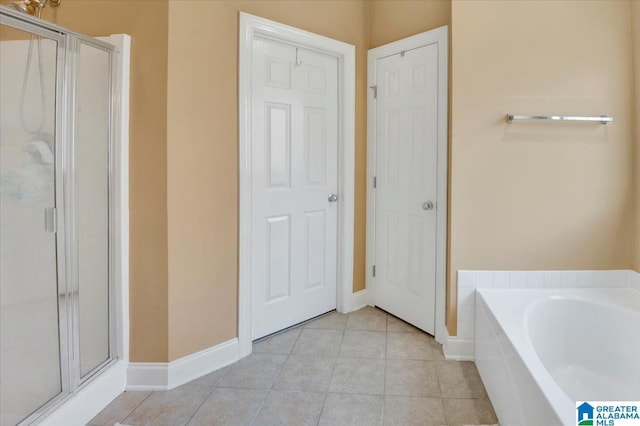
[239,13,355,358]
[366,27,449,344]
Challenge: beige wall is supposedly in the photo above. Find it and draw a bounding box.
[633,1,640,273]
[5,0,636,360]
[166,0,369,360]
[369,0,450,48]
[448,0,636,333]
[0,0,171,362]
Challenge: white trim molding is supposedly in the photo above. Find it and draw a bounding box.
[366,27,449,345]
[238,12,356,358]
[109,33,131,372]
[443,335,475,361]
[127,338,240,391]
[350,288,373,312]
[41,361,128,426]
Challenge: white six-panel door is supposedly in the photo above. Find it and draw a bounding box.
[374,44,439,334]
[251,37,339,339]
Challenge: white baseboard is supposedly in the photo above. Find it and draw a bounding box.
[127,338,239,391]
[41,360,127,426]
[443,334,475,361]
[350,288,372,312]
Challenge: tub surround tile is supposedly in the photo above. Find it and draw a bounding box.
[456,321,474,339]
[543,271,563,288]
[442,397,498,426]
[452,269,639,361]
[576,271,595,288]
[253,327,302,354]
[187,388,267,426]
[475,271,492,289]
[458,287,475,305]
[610,269,631,287]
[319,393,383,426]
[385,359,440,397]
[633,271,640,291]
[217,353,287,389]
[329,357,385,395]
[458,271,476,288]
[253,390,325,426]
[561,271,579,288]
[491,271,510,288]
[291,328,344,357]
[456,304,475,323]
[339,330,386,359]
[383,396,445,426]
[89,391,151,425]
[509,271,527,288]
[526,272,544,288]
[123,385,211,426]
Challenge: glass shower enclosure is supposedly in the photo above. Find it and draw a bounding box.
[0,7,119,425]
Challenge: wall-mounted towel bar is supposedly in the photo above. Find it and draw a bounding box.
[506,114,613,124]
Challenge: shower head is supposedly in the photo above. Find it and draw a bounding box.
[8,0,60,18]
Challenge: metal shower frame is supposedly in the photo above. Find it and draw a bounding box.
[0,6,122,425]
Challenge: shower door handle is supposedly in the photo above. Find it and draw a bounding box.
[45,207,57,233]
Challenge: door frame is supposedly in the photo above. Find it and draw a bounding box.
[366,27,449,343]
[238,12,355,357]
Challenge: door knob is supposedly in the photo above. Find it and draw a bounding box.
[422,201,434,211]
[328,193,338,202]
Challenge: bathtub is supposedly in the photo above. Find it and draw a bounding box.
[475,288,640,425]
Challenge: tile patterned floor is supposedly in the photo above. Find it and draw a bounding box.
[89,307,498,426]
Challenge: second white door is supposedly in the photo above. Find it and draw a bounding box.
[373,43,440,334]
[251,37,339,340]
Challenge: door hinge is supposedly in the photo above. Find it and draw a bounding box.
[372,265,376,277]
[45,207,57,233]
[373,176,377,188]
[370,85,377,99]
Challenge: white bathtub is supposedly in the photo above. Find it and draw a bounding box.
[475,288,640,425]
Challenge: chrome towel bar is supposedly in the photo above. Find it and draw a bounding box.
[506,114,613,124]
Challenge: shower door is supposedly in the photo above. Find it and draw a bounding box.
[0,20,68,426]
[0,10,118,426]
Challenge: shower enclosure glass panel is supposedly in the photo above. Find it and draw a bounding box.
[76,40,111,378]
[0,25,63,426]
[0,8,120,425]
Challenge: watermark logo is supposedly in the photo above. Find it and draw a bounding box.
[577,401,640,426]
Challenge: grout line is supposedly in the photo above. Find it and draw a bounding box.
[121,390,154,424]
[248,388,271,426]
[317,318,348,424]
[253,310,336,344]
[183,387,215,426]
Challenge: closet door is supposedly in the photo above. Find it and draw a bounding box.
[0,20,67,425]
